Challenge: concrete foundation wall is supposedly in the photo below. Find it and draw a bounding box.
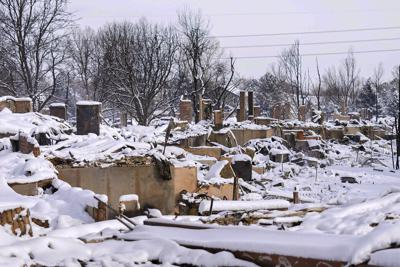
[10,179,53,196]
[209,128,274,147]
[175,134,208,148]
[185,146,222,159]
[197,183,237,200]
[57,164,197,216]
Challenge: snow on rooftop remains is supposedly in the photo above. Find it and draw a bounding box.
[76,100,101,106]
[0,108,71,137]
[49,102,66,107]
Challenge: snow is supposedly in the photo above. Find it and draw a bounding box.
[48,216,147,238]
[350,223,400,265]
[369,248,400,267]
[231,153,252,163]
[147,208,163,218]
[204,160,228,180]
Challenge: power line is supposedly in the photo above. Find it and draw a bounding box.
[212,26,400,38]
[207,9,400,17]
[221,48,400,59]
[72,9,400,19]
[221,37,400,49]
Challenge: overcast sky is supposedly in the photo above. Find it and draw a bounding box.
[69,0,400,80]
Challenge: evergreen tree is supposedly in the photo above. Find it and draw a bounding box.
[357,79,375,109]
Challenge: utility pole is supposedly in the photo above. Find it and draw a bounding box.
[397,65,400,169]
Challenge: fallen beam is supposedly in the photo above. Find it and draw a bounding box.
[198,199,290,215]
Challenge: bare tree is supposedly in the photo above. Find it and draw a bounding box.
[206,57,236,110]
[340,50,359,112]
[178,9,219,122]
[0,34,16,95]
[314,58,322,110]
[69,27,95,99]
[372,63,384,122]
[99,20,178,126]
[69,27,110,103]
[0,0,72,111]
[323,50,359,113]
[279,40,305,115]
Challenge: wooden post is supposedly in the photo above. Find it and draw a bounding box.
[208,198,214,215]
[229,164,239,200]
[293,191,299,204]
[233,175,238,200]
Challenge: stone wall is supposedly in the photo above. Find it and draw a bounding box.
[76,101,101,135]
[49,103,66,120]
[179,99,193,123]
[11,133,40,157]
[0,207,33,236]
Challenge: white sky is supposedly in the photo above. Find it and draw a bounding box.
[69,0,400,80]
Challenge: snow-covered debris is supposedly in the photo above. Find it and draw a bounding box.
[0,108,71,136]
[0,150,57,184]
[43,133,152,166]
[43,127,200,168]
[30,179,107,230]
[168,120,211,144]
[245,137,291,157]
